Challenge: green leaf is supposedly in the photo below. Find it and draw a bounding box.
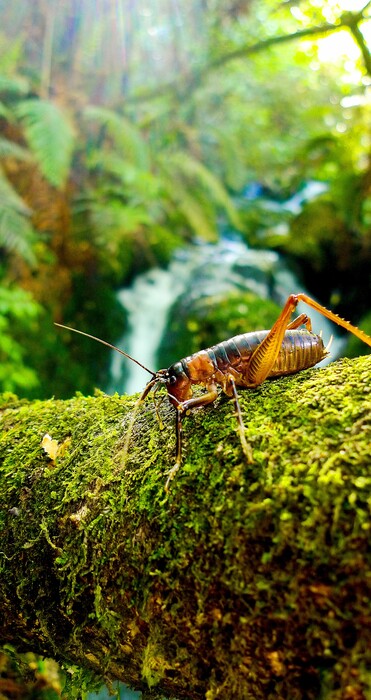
[0,75,29,95]
[160,150,243,232]
[0,137,32,161]
[0,173,37,264]
[0,285,41,393]
[0,100,11,120]
[83,105,150,170]
[15,99,75,188]
[0,173,31,214]
[169,181,218,241]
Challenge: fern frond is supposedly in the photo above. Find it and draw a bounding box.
[83,105,150,170]
[90,201,152,238]
[161,150,242,231]
[0,75,29,95]
[0,173,36,264]
[15,99,75,188]
[0,137,32,161]
[0,208,37,264]
[161,174,218,241]
[0,101,11,120]
[0,173,31,214]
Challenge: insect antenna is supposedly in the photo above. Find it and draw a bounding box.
[54,322,156,377]
[55,322,165,480]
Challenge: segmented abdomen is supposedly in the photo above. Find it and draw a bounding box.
[208,329,326,378]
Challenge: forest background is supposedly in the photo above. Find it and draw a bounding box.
[0,0,370,402]
[0,1,370,699]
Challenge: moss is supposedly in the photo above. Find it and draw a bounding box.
[0,355,370,699]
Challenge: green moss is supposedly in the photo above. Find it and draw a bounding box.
[0,355,370,699]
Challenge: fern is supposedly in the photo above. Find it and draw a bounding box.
[0,173,37,264]
[0,137,31,161]
[90,200,152,238]
[164,177,218,241]
[83,105,150,171]
[0,74,29,95]
[160,150,243,233]
[15,99,75,188]
[0,101,11,120]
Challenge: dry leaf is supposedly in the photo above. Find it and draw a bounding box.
[41,434,71,463]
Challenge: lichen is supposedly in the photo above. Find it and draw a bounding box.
[0,355,370,699]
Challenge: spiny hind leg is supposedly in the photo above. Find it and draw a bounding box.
[247,291,371,388]
[226,376,253,463]
[295,293,371,347]
[247,294,303,386]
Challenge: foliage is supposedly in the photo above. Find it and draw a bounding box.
[258,167,371,321]
[0,171,37,264]
[0,0,369,400]
[15,99,75,188]
[0,286,41,393]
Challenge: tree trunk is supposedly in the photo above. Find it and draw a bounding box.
[0,355,370,700]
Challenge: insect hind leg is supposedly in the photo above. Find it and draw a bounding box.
[287,312,312,331]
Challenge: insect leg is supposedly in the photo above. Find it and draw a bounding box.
[118,378,158,473]
[165,383,219,491]
[287,312,312,331]
[152,385,166,430]
[227,376,253,463]
[295,293,371,347]
[247,294,304,386]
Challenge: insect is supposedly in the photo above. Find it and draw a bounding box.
[56,293,371,490]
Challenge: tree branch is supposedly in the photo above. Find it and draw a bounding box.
[128,8,371,106]
[0,354,370,699]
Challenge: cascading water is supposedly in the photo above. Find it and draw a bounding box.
[108,234,343,395]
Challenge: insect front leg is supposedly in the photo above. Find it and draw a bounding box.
[165,383,219,491]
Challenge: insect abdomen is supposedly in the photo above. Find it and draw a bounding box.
[176,329,326,385]
[208,329,326,377]
[269,330,327,376]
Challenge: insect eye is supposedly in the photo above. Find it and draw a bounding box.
[169,375,177,385]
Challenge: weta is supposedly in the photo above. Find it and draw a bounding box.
[56,293,371,490]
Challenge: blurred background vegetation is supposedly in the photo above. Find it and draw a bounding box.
[0,2,370,698]
[0,0,370,400]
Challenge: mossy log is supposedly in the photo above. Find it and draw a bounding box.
[0,355,370,700]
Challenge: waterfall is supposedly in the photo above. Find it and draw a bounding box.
[108,235,343,395]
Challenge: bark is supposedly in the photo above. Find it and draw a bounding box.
[0,355,370,700]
